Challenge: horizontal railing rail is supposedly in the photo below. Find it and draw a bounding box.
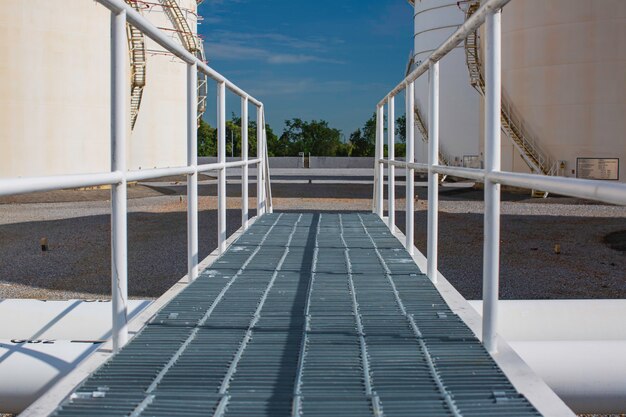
[374,0,626,355]
[0,0,272,352]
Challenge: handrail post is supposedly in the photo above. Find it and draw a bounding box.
[241,96,249,230]
[387,96,395,231]
[483,9,502,354]
[405,82,415,255]
[110,8,128,352]
[427,62,439,283]
[217,81,227,254]
[256,106,264,216]
[375,105,384,217]
[187,62,198,282]
[262,110,273,214]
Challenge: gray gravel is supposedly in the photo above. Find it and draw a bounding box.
[0,181,624,301]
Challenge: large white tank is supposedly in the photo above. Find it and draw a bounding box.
[410,0,626,182]
[500,0,626,182]
[0,0,199,178]
[411,0,481,167]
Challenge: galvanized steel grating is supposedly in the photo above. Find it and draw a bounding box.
[52,213,542,417]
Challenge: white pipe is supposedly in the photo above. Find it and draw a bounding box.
[405,83,415,254]
[262,109,273,213]
[126,166,195,182]
[482,9,501,354]
[187,63,198,282]
[0,300,151,414]
[511,341,626,414]
[468,300,626,341]
[217,81,227,254]
[0,172,123,197]
[0,341,103,414]
[0,300,151,341]
[110,9,128,353]
[257,107,264,216]
[426,62,439,283]
[387,97,395,231]
[468,300,626,414]
[241,96,249,230]
[375,105,384,217]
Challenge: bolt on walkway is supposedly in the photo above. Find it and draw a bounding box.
[52,213,541,417]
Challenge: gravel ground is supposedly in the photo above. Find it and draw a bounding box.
[0,180,624,302]
[0,180,625,417]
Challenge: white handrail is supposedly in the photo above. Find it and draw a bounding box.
[0,0,272,352]
[374,0,626,356]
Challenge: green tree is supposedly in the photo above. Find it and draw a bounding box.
[279,118,343,156]
[396,114,406,143]
[198,119,217,156]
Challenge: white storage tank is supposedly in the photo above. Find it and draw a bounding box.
[410,0,482,168]
[409,0,626,182]
[500,0,626,182]
[0,0,201,178]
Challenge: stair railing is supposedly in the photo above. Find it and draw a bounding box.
[0,0,272,353]
[373,0,626,357]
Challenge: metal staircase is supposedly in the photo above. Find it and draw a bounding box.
[125,0,146,129]
[161,0,207,123]
[465,1,558,187]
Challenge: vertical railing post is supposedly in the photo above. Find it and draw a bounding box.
[405,82,415,255]
[262,110,273,214]
[217,81,226,254]
[186,63,198,282]
[110,9,128,352]
[241,96,249,230]
[387,96,395,231]
[256,106,265,216]
[427,62,439,283]
[375,105,384,217]
[483,9,502,354]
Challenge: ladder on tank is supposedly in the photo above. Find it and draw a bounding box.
[161,0,208,123]
[465,1,558,196]
[125,0,147,129]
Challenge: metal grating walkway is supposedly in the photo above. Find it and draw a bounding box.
[52,213,542,417]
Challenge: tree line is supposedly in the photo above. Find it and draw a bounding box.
[198,113,407,158]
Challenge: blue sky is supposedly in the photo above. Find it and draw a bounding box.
[197,0,413,138]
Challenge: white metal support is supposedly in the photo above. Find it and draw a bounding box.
[217,81,227,254]
[427,62,439,283]
[256,107,265,216]
[375,105,384,217]
[187,63,198,282]
[405,82,415,255]
[241,96,249,230]
[110,9,128,352]
[263,113,273,214]
[483,9,502,354]
[387,97,395,231]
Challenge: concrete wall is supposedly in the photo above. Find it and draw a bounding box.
[199,157,303,168]
[310,157,376,169]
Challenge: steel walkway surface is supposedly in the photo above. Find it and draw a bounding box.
[52,213,541,417]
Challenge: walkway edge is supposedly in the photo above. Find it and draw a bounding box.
[383,217,575,417]
[19,216,261,417]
